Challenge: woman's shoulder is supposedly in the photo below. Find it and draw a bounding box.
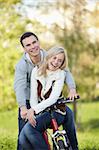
[58,69,65,76]
[56,69,65,74]
[52,69,65,80]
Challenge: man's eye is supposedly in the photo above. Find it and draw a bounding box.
[32,41,36,44]
[26,44,30,46]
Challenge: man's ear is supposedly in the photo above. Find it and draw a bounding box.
[38,40,40,45]
[23,47,26,52]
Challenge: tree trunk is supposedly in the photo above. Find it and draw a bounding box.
[73,101,77,122]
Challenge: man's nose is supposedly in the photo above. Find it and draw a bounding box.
[31,44,35,48]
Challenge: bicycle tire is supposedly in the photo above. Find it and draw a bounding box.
[58,139,69,150]
[53,139,69,150]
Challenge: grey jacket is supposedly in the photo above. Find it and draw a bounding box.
[14,49,76,107]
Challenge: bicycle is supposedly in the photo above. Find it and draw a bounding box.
[43,95,80,150]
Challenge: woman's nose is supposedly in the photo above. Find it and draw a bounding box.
[54,59,58,65]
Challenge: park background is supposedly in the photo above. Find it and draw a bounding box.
[0,0,99,149]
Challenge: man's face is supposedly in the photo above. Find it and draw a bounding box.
[22,35,40,57]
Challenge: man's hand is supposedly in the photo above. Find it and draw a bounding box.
[27,108,36,127]
[68,88,78,100]
[20,106,28,120]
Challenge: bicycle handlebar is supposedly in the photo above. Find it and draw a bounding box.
[57,95,80,104]
[43,95,80,112]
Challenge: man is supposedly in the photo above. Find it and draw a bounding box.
[14,32,78,150]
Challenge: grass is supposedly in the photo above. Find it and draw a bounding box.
[77,101,99,150]
[0,109,18,150]
[0,102,99,150]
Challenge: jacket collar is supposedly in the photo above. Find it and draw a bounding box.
[22,49,45,65]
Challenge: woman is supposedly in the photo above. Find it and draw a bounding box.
[19,46,78,150]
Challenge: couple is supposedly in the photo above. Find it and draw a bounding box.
[14,32,79,150]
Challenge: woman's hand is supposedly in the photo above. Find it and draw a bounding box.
[68,88,78,100]
[27,108,36,127]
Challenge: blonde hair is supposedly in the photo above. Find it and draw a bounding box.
[38,46,68,76]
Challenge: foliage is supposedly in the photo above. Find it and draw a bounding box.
[75,51,99,100]
[0,1,25,110]
[0,0,46,110]
[0,0,20,6]
[44,0,99,101]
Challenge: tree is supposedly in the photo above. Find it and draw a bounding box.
[0,0,26,110]
[0,0,49,110]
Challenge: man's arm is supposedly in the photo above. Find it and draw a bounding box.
[65,69,78,99]
[65,69,76,89]
[14,63,27,106]
[14,61,28,119]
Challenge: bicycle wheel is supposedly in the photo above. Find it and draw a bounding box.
[53,139,69,150]
[58,139,69,150]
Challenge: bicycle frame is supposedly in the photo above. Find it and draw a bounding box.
[43,108,69,150]
[50,109,69,150]
[43,95,80,150]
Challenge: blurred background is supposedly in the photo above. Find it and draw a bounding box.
[0,0,99,149]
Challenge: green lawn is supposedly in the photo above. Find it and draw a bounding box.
[77,102,99,150]
[0,102,99,150]
[0,109,18,150]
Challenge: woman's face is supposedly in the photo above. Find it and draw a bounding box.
[47,52,65,71]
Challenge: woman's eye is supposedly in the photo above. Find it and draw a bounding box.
[58,59,62,63]
[53,57,56,59]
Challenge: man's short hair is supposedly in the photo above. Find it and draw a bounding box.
[20,32,39,47]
